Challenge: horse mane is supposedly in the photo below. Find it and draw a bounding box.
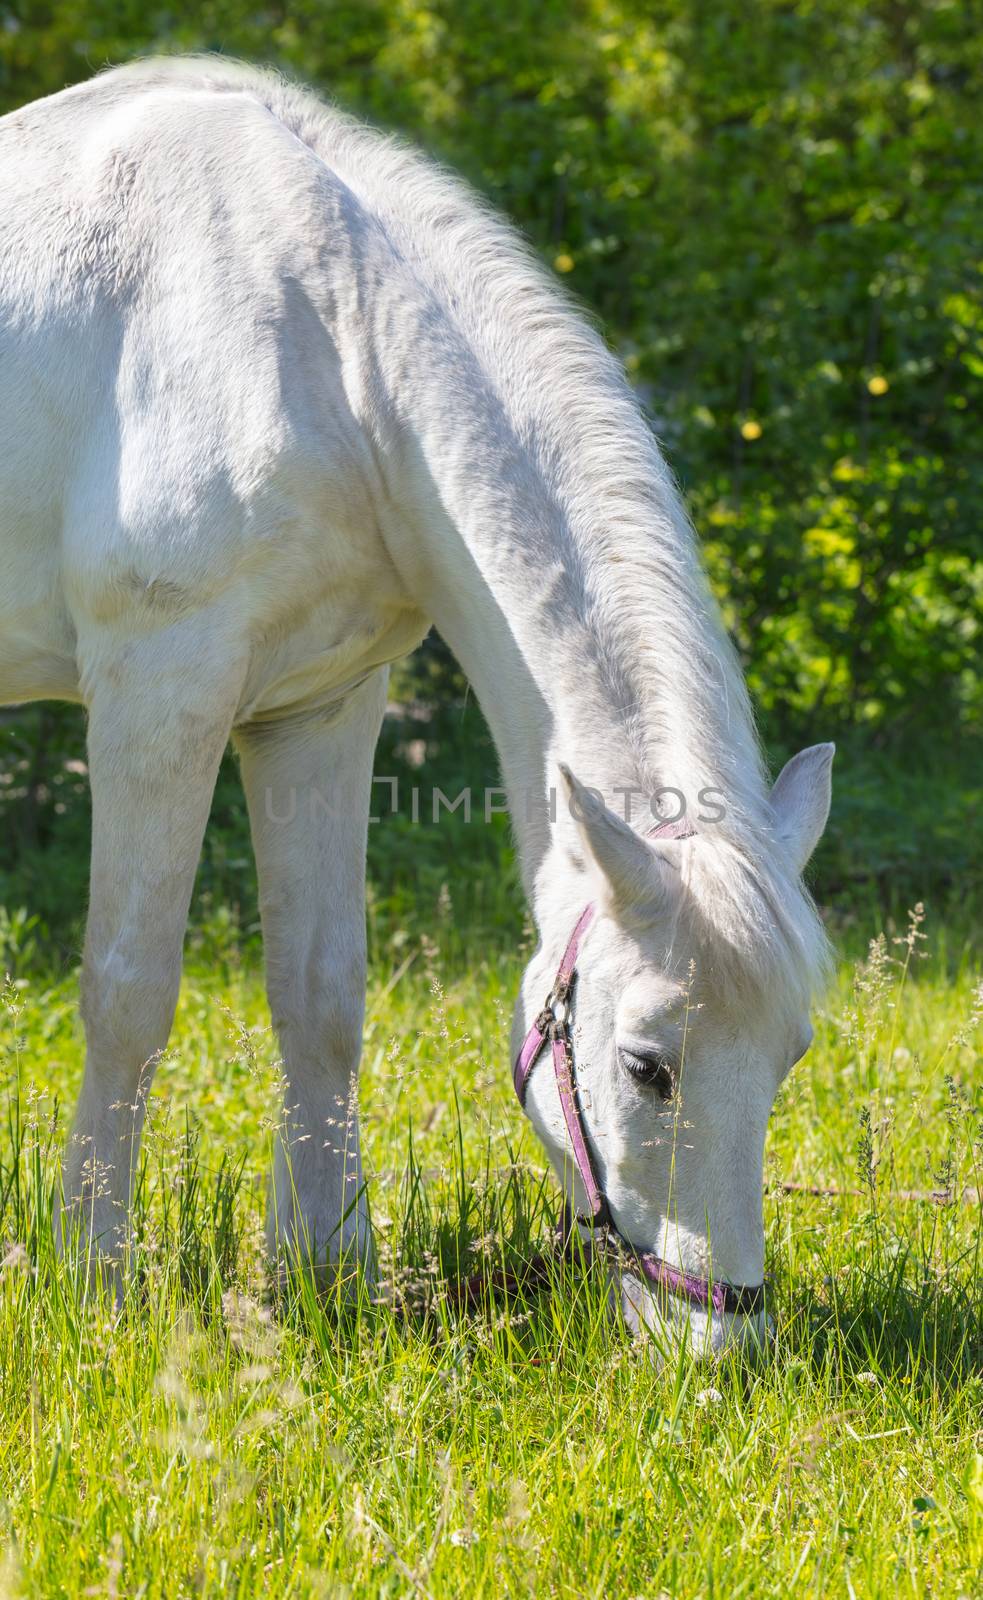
[91,55,831,1004]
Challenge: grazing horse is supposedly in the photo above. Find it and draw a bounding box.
[0,58,833,1351]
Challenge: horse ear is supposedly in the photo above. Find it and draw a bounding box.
[558,765,673,911]
[770,743,835,872]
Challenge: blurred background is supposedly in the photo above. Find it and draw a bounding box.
[1,0,980,967]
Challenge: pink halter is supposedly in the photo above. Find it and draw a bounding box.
[513,815,765,1320]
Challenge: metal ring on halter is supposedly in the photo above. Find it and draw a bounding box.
[545,993,568,1027]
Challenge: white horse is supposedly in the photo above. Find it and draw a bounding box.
[0,58,833,1351]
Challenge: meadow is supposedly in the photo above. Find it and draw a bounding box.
[0,896,979,1599]
[0,6,980,1595]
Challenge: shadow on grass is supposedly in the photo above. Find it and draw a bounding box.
[776,1234,982,1389]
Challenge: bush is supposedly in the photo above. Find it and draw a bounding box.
[1,2,980,936]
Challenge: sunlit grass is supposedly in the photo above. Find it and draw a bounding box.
[0,909,979,1597]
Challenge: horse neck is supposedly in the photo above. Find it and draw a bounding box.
[366,278,768,912]
[389,446,763,914]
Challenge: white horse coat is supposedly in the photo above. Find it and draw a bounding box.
[0,59,832,1349]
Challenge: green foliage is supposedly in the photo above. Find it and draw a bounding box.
[1,3,981,926]
[2,0,979,739]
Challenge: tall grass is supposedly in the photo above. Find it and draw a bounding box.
[0,909,979,1597]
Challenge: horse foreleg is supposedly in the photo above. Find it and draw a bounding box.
[234,671,386,1293]
[60,631,246,1277]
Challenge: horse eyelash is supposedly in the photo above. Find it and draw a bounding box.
[618,1048,676,1100]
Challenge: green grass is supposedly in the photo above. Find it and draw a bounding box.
[0,908,980,1598]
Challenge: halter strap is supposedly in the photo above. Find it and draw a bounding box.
[513,812,766,1319]
[513,903,595,1106]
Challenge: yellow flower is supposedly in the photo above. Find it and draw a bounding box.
[554,253,575,274]
[867,375,889,395]
[740,419,762,441]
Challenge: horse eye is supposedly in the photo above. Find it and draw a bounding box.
[619,1048,675,1100]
